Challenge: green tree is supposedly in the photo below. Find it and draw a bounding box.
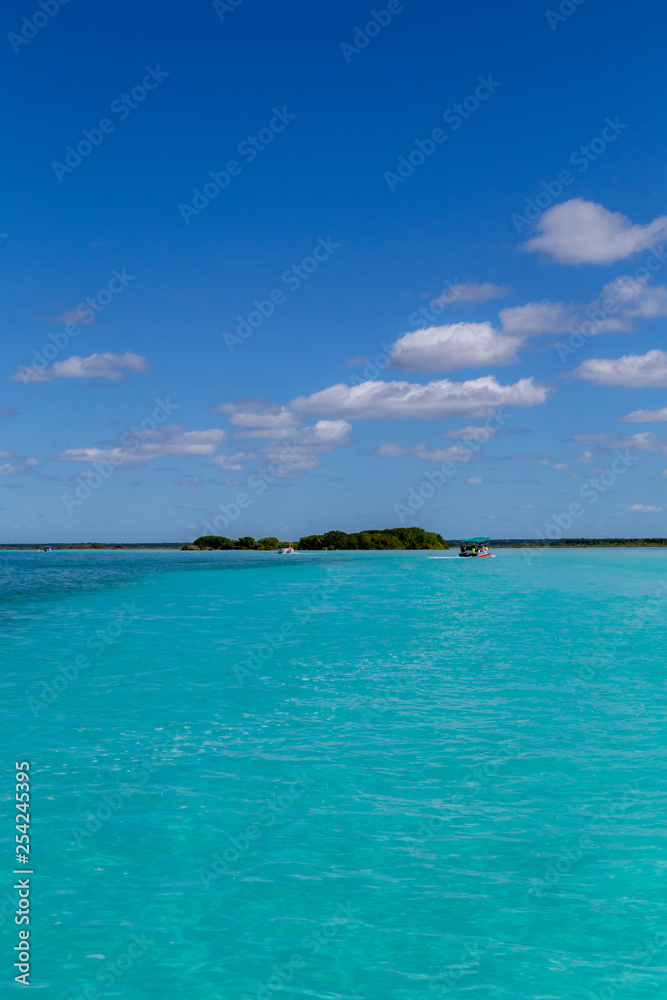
[296,526,447,550]
[257,537,280,550]
[193,535,232,550]
[235,536,257,550]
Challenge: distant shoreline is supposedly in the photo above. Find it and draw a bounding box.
[1,539,666,551]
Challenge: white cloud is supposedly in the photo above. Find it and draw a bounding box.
[257,420,352,475]
[626,504,663,513]
[439,425,498,440]
[208,421,353,478]
[207,452,248,471]
[0,456,40,476]
[468,476,484,484]
[37,306,91,325]
[414,443,472,462]
[391,322,521,371]
[437,281,512,305]
[602,275,667,320]
[290,376,550,420]
[498,300,575,336]
[572,350,667,387]
[54,425,226,466]
[12,352,151,384]
[233,427,297,440]
[619,407,667,423]
[377,442,407,457]
[521,198,667,265]
[573,432,667,458]
[212,398,297,431]
[292,420,351,450]
[389,275,667,373]
[378,440,478,462]
[499,276,667,340]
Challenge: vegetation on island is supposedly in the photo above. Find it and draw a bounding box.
[184,536,285,551]
[296,527,448,550]
[184,527,448,551]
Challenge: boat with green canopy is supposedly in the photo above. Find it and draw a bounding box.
[458,537,490,558]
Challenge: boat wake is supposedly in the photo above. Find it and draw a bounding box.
[429,554,497,559]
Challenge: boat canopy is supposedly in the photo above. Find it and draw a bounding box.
[461,537,489,544]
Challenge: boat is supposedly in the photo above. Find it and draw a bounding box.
[459,537,491,558]
[278,542,295,554]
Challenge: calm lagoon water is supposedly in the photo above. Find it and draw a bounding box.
[3,547,667,999]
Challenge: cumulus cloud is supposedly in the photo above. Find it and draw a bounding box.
[0,456,39,476]
[212,398,299,437]
[521,198,667,265]
[292,419,351,450]
[414,443,472,462]
[604,274,667,320]
[389,274,667,372]
[498,300,576,337]
[571,350,667,387]
[626,504,663,512]
[377,441,473,462]
[500,275,667,340]
[212,398,294,427]
[468,476,484,484]
[290,376,550,420]
[208,453,248,471]
[257,420,352,475]
[212,399,352,471]
[207,420,353,477]
[437,281,512,305]
[377,442,407,457]
[391,322,521,371]
[12,352,151,384]
[618,407,667,423]
[439,425,499,440]
[573,432,667,458]
[54,425,226,466]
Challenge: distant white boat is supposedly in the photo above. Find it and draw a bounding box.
[278,542,295,554]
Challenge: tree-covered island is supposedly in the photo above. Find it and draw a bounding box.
[184,526,448,551]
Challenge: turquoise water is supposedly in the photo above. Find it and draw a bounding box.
[3,548,667,999]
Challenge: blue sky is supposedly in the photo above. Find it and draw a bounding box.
[2,0,667,542]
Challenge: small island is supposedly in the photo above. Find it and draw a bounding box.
[184,526,449,551]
